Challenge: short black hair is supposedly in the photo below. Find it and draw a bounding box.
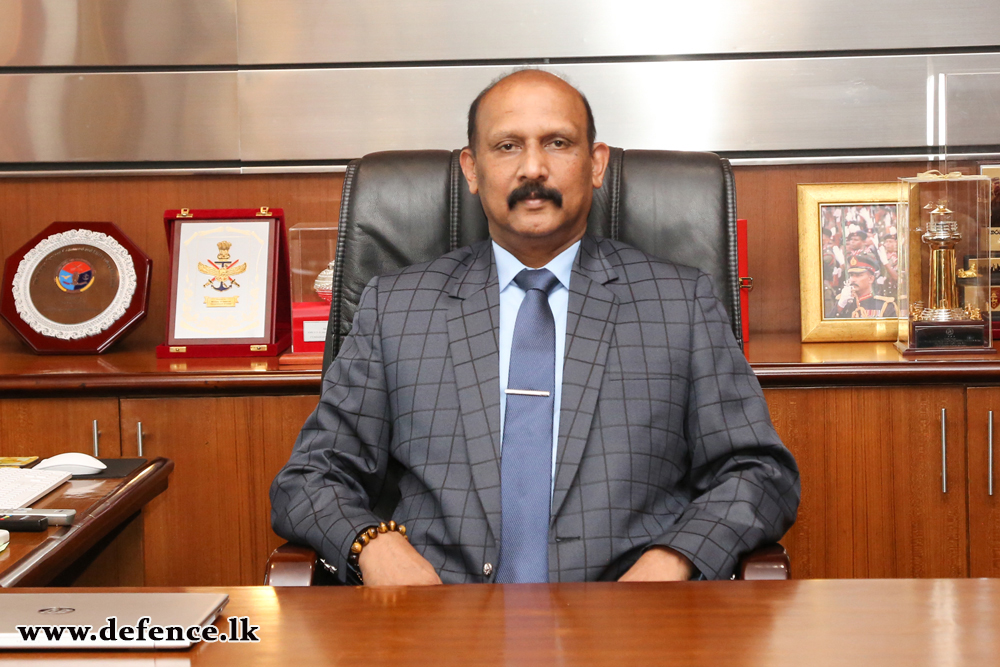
[466,69,597,152]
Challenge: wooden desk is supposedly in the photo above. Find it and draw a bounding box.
[3,580,999,665]
[0,458,172,587]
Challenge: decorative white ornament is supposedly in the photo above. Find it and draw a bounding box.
[12,229,137,340]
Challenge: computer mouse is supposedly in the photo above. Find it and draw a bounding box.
[0,528,9,552]
[34,453,108,476]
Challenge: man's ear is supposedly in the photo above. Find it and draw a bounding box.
[459,147,479,195]
[590,142,610,189]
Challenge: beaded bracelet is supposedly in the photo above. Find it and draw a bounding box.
[347,520,407,583]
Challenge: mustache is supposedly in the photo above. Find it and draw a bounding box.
[506,180,563,210]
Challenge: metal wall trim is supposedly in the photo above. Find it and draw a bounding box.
[236,0,1000,65]
[237,54,1000,161]
[0,71,240,162]
[0,0,238,67]
[13,154,1000,178]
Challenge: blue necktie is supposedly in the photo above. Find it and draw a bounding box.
[496,268,560,584]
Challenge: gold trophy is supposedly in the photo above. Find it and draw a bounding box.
[905,201,987,352]
[897,173,993,355]
[912,204,970,321]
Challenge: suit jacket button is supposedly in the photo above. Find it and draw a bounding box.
[483,563,493,576]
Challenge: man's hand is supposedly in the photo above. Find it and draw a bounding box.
[357,530,443,586]
[837,282,853,308]
[618,546,694,582]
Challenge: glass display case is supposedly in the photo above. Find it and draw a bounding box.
[287,222,338,354]
[896,174,993,356]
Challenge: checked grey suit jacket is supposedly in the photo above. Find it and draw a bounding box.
[271,233,800,583]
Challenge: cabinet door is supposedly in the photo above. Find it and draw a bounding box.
[120,394,318,586]
[966,387,1000,578]
[764,386,967,578]
[0,398,121,458]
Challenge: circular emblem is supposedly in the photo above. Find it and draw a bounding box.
[37,607,76,615]
[57,260,95,292]
[11,230,137,340]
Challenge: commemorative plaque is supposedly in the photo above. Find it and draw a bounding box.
[0,222,152,354]
[157,208,291,358]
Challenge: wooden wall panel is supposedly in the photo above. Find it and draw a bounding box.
[0,158,986,353]
[733,160,956,336]
[0,173,345,349]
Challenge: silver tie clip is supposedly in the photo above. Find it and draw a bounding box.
[504,389,551,397]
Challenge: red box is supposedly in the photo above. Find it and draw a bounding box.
[292,301,331,354]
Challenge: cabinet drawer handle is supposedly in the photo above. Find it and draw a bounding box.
[990,411,995,497]
[941,408,947,494]
[137,422,144,458]
[92,420,99,457]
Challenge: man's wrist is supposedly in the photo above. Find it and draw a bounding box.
[350,522,408,583]
[646,546,696,580]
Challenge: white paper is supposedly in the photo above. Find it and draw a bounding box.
[302,320,328,342]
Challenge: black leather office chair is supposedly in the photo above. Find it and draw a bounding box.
[323,147,742,374]
[266,147,790,585]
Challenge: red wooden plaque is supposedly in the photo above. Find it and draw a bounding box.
[0,222,152,354]
[156,207,291,359]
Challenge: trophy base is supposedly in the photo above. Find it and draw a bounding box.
[898,320,995,357]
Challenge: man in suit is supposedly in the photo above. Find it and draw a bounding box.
[271,69,799,585]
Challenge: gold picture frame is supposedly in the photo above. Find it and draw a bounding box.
[798,182,902,342]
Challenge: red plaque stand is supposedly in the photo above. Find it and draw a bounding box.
[156,208,291,359]
[738,218,751,346]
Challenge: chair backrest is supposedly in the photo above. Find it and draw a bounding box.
[323,147,740,373]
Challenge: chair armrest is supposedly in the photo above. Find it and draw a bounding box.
[265,543,318,586]
[737,544,790,580]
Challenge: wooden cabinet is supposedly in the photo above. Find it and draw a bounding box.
[765,387,968,579]
[966,388,1000,578]
[120,395,317,586]
[0,398,121,458]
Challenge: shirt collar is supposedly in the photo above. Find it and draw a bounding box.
[493,239,581,292]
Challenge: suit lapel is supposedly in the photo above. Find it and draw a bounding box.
[446,241,504,544]
[552,235,619,520]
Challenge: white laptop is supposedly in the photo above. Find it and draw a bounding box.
[0,592,228,650]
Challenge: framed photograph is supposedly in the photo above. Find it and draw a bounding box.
[157,208,291,358]
[0,222,151,354]
[798,183,902,342]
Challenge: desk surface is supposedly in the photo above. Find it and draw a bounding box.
[0,458,172,587]
[3,579,998,665]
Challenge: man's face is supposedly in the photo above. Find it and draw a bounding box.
[460,72,609,261]
[847,234,863,251]
[885,237,897,254]
[849,270,873,294]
